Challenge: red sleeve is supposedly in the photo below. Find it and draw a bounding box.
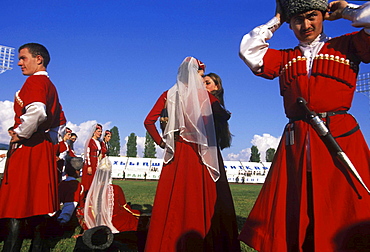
[101,142,107,158]
[351,29,370,63]
[256,48,283,80]
[74,183,84,204]
[144,91,167,146]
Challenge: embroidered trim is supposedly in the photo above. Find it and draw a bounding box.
[15,90,24,108]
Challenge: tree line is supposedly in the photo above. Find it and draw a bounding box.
[109,126,275,162]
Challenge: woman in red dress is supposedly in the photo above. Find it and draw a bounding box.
[84,157,140,233]
[81,124,104,193]
[144,57,240,252]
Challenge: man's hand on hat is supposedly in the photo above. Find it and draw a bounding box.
[325,1,348,21]
[275,0,286,24]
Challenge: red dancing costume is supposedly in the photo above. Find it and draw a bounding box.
[111,184,140,232]
[239,28,370,251]
[81,138,104,192]
[144,91,240,252]
[0,74,66,218]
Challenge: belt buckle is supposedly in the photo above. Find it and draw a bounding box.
[319,112,327,118]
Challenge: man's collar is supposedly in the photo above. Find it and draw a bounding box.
[299,33,330,47]
[33,71,49,77]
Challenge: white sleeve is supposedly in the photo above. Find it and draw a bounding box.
[14,102,47,139]
[239,17,280,73]
[86,146,91,166]
[342,2,370,33]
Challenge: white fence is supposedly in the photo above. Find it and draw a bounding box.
[0,153,270,184]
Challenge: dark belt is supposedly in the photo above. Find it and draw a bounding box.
[289,110,348,123]
[289,110,359,138]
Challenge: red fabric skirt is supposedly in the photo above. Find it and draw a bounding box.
[81,157,98,192]
[111,184,140,232]
[145,138,240,252]
[239,118,370,251]
[0,133,59,218]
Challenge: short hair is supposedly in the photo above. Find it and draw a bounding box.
[8,126,14,131]
[71,133,78,138]
[19,43,50,68]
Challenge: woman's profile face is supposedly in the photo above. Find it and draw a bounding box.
[104,134,111,142]
[203,76,218,92]
[94,128,102,139]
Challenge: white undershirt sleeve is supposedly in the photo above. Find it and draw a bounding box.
[239,17,280,73]
[342,2,370,34]
[14,102,47,139]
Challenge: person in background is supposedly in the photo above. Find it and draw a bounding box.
[56,127,75,181]
[102,130,112,156]
[203,73,232,150]
[68,132,78,152]
[144,57,240,252]
[238,0,370,251]
[0,43,66,251]
[0,127,15,159]
[57,164,84,225]
[81,124,104,194]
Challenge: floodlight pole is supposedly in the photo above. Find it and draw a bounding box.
[356,72,370,115]
[0,45,15,75]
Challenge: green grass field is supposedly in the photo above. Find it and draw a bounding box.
[0,180,261,252]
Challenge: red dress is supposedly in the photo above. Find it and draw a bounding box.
[144,91,240,252]
[81,138,104,192]
[111,184,140,232]
[239,30,370,251]
[0,75,66,219]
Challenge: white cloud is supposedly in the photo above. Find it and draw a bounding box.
[226,133,281,162]
[0,99,277,161]
[67,120,111,155]
[0,100,15,143]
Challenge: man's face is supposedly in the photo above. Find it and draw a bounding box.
[18,48,42,76]
[290,10,324,43]
[70,136,77,142]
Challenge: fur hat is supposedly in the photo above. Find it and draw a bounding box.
[279,0,328,22]
[82,225,114,250]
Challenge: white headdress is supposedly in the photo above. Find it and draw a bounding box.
[163,57,220,182]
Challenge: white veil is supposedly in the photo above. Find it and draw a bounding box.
[84,156,119,233]
[83,123,102,165]
[163,57,220,182]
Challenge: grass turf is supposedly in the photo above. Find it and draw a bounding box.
[0,179,261,252]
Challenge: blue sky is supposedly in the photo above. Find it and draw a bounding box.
[0,0,369,161]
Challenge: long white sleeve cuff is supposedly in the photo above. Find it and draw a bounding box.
[240,17,279,73]
[14,102,47,139]
[342,2,370,33]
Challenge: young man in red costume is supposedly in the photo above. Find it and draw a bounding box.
[238,0,370,251]
[0,43,66,251]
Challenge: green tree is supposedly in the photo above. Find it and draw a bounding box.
[266,148,276,162]
[143,131,156,158]
[109,126,120,156]
[249,145,261,162]
[126,132,137,157]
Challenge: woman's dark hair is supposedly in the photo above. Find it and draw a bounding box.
[205,73,225,106]
[205,73,232,150]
